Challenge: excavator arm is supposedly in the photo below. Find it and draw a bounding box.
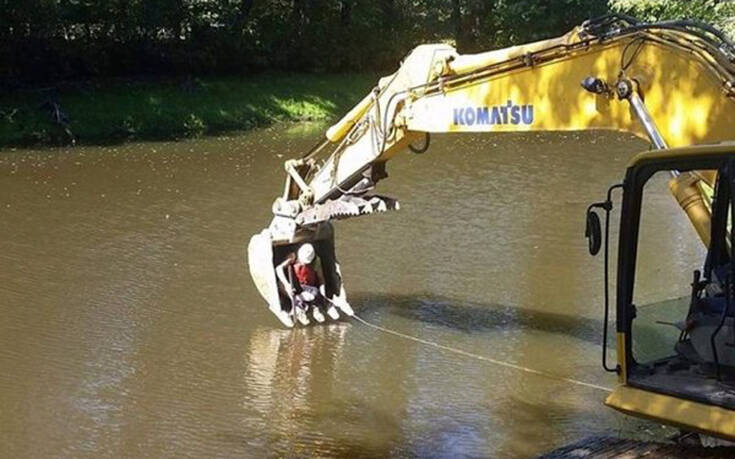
[248,14,735,327]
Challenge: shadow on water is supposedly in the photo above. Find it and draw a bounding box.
[350,291,605,345]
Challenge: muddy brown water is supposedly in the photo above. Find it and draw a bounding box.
[0,126,706,458]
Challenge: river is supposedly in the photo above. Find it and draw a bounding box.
[0,126,703,457]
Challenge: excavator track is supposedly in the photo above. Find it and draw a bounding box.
[538,436,734,458]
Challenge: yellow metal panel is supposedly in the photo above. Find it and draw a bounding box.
[606,385,735,440]
[616,332,626,383]
[326,92,375,143]
[408,43,637,135]
[407,39,735,149]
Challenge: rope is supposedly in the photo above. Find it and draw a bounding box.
[352,314,613,393]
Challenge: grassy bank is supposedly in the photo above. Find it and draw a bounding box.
[0,73,375,148]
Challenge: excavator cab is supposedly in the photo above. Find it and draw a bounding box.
[587,144,735,441]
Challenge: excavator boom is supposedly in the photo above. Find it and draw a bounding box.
[247,14,735,327]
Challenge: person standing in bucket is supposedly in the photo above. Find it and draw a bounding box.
[276,243,334,325]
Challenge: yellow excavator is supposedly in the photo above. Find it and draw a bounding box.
[247,14,735,440]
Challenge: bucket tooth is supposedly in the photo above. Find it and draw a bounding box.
[326,306,340,320]
[312,308,326,323]
[335,298,354,316]
[295,309,310,326]
[327,291,353,317]
[274,309,295,328]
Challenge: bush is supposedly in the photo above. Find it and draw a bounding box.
[610,0,735,39]
[2,1,732,89]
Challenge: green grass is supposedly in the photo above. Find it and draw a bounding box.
[0,73,376,147]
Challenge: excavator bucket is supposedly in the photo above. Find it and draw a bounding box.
[247,223,353,328]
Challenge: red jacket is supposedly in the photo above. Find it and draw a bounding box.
[294,262,318,286]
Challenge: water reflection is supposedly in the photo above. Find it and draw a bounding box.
[245,324,349,418]
[243,324,414,457]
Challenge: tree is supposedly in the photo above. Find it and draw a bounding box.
[4,0,733,88]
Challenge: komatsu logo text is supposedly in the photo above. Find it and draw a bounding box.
[453,101,534,126]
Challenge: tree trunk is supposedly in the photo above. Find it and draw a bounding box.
[241,0,254,18]
[470,0,494,50]
[234,0,254,38]
[340,0,353,26]
[452,0,462,49]
[381,0,395,33]
[292,0,307,30]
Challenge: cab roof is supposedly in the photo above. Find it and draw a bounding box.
[627,142,735,169]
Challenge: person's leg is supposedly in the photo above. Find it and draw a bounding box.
[300,285,325,323]
[292,293,310,326]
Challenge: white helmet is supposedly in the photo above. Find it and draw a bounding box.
[297,243,316,264]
